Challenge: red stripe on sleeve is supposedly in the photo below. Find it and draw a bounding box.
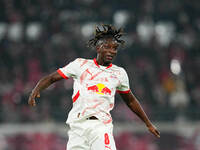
[116,89,131,94]
[72,91,80,103]
[57,69,69,80]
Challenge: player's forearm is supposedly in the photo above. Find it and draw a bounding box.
[31,76,54,94]
[31,71,63,94]
[120,92,152,127]
[129,96,152,126]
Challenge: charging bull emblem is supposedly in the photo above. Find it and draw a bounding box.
[87,83,111,95]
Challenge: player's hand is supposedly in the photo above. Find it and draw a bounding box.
[28,91,40,107]
[147,124,160,138]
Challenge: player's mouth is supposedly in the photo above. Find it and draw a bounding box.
[106,55,113,61]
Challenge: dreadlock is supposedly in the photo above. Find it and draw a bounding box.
[87,24,125,48]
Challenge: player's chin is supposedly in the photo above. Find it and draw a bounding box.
[105,59,113,64]
[105,56,114,63]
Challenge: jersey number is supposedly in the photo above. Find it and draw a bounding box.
[104,133,110,145]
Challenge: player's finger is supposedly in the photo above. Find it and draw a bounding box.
[28,98,36,106]
[28,98,32,105]
[148,128,160,138]
[32,99,36,106]
[156,131,160,137]
[32,100,36,106]
[155,130,160,135]
[36,93,40,98]
[32,101,36,106]
[154,130,160,138]
[155,133,160,138]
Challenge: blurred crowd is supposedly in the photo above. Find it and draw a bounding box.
[0,0,200,123]
[1,131,200,150]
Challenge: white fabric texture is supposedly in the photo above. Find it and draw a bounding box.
[58,58,130,124]
[67,120,116,150]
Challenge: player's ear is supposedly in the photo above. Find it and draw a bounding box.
[96,45,101,53]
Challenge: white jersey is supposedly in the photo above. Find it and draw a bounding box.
[57,58,130,124]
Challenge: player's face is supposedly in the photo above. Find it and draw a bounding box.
[97,38,119,65]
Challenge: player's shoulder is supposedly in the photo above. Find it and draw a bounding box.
[111,64,127,72]
[73,58,93,66]
[75,58,92,61]
[76,58,94,63]
[111,64,128,77]
[75,58,86,62]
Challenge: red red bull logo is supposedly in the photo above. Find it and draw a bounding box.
[87,83,111,95]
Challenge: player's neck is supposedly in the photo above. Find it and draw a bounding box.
[96,57,110,67]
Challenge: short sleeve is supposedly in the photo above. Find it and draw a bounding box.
[57,58,80,79]
[116,68,130,94]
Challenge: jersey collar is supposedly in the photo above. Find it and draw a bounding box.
[93,58,112,69]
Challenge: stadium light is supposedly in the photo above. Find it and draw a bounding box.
[26,23,42,40]
[81,23,96,37]
[170,59,181,75]
[113,10,129,27]
[7,22,23,41]
[155,22,175,46]
[137,20,154,43]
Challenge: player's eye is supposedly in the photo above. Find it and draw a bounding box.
[103,45,118,50]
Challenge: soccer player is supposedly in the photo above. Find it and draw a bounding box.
[28,24,160,150]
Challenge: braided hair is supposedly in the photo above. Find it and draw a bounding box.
[87,24,125,48]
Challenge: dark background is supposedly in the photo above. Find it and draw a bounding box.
[0,0,200,149]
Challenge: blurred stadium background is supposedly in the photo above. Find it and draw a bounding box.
[0,0,200,150]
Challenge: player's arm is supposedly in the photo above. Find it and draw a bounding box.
[119,91,160,138]
[28,71,63,107]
